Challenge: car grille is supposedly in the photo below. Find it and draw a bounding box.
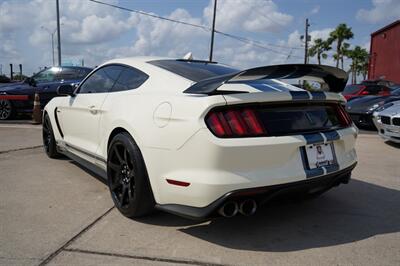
[393,118,400,126]
[381,116,391,125]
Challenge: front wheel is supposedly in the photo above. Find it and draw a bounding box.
[107,132,155,218]
[42,114,62,158]
[0,99,13,120]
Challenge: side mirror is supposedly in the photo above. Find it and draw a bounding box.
[57,84,75,96]
[24,77,37,86]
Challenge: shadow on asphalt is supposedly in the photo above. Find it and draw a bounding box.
[59,135,400,251]
[385,141,400,149]
[135,179,400,251]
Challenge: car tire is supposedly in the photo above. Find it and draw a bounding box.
[42,114,62,158]
[107,132,155,218]
[0,99,14,120]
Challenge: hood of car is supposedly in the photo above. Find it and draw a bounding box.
[0,82,34,95]
[376,100,400,117]
[345,95,400,113]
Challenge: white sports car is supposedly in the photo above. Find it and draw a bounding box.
[43,57,358,219]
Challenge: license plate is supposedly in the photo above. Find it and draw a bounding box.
[306,143,336,169]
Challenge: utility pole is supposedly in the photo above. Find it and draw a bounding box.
[41,26,57,66]
[19,64,22,80]
[9,64,13,80]
[304,18,310,64]
[208,0,217,62]
[51,33,55,66]
[56,0,62,66]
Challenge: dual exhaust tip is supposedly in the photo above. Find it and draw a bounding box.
[218,199,257,218]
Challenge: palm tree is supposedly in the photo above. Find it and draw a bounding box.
[347,46,369,84]
[333,42,350,69]
[308,38,331,65]
[329,24,354,68]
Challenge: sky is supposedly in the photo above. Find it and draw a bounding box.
[0,0,399,76]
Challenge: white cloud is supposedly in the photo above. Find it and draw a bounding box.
[287,28,333,48]
[356,0,400,23]
[1,0,362,76]
[203,0,293,32]
[69,15,130,44]
[310,5,320,15]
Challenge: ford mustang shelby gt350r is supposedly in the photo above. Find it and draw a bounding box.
[43,57,358,219]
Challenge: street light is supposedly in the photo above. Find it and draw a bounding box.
[41,26,57,66]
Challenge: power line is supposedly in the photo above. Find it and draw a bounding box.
[215,31,303,58]
[88,0,302,57]
[89,0,209,31]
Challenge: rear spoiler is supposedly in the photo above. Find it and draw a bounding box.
[183,64,348,94]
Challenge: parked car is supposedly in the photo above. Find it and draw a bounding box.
[0,66,92,120]
[373,100,400,143]
[342,83,392,101]
[43,58,357,219]
[345,87,400,128]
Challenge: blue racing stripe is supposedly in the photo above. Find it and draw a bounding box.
[245,81,292,92]
[289,91,310,100]
[303,133,324,144]
[311,91,326,100]
[323,130,340,142]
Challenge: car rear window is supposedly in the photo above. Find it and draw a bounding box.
[148,59,239,82]
[343,85,362,95]
[257,103,344,135]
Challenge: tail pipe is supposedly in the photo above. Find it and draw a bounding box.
[218,201,239,218]
[238,199,257,216]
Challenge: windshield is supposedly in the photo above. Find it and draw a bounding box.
[392,88,400,95]
[32,67,63,83]
[32,67,91,83]
[343,85,362,95]
[148,59,239,82]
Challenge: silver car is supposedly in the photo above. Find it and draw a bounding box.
[373,100,400,143]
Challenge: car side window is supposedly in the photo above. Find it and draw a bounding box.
[56,68,92,81]
[78,65,124,94]
[111,67,149,92]
[365,85,380,95]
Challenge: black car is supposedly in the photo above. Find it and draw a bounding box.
[345,86,400,128]
[0,66,92,120]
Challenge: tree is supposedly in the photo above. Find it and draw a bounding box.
[329,24,354,68]
[347,46,369,84]
[333,42,350,69]
[308,38,331,65]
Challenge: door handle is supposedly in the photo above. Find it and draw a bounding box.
[89,105,98,115]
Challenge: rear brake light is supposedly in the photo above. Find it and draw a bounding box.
[206,108,266,137]
[336,105,352,127]
[241,109,264,134]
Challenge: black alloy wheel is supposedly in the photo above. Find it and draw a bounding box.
[0,99,13,120]
[107,132,155,218]
[42,114,61,158]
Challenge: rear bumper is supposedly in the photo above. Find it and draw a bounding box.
[156,163,356,220]
[144,126,358,210]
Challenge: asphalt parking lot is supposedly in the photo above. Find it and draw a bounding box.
[0,123,399,266]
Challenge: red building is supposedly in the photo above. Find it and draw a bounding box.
[368,20,400,83]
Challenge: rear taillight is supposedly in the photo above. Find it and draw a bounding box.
[206,108,266,137]
[336,104,352,127]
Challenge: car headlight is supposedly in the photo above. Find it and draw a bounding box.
[368,103,381,112]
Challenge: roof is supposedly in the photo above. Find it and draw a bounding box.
[371,20,400,36]
[102,56,171,66]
